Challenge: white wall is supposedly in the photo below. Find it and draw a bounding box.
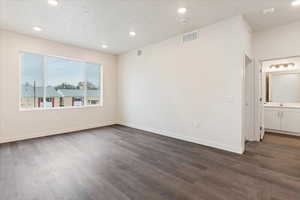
[0,30,118,143]
[254,20,300,60]
[118,16,252,154]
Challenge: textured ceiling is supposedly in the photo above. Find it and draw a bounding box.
[1,0,300,54]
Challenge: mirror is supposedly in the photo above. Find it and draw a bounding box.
[263,57,300,104]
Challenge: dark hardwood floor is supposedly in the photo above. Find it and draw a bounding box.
[1,125,300,200]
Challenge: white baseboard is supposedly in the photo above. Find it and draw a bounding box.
[265,129,300,137]
[119,121,244,154]
[0,121,117,144]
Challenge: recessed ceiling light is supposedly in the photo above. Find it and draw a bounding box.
[291,0,300,6]
[129,31,136,37]
[33,26,42,32]
[178,7,187,14]
[292,0,300,6]
[101,44,108,49]
[263,8,275,15]
[48,0,58,6]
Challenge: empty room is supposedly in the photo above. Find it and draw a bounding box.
[1,0,300,199]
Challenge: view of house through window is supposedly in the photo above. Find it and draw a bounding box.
[21,52,102,109]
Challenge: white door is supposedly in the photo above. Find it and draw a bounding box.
[244,56,255,141]
[258,61,265,140]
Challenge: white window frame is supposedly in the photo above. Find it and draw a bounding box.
[19,51,103,111]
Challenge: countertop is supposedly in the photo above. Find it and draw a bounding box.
[264,103,300,109]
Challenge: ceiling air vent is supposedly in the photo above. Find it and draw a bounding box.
[182,31,198,43]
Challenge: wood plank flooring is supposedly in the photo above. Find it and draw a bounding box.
[1,125,300,200]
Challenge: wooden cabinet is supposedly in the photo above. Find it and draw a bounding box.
[264,107,300,135]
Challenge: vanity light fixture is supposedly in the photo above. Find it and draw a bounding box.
[269,63,295,69]
[289,63,295,67]
[101,44,108,49]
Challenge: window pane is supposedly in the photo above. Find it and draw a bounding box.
[46,56,85,108]
[21,53,44,109]
[86,63,101,105]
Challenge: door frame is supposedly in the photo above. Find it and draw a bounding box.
[255,59,264,140]
[257,55,300,140]
[243,55,256,141]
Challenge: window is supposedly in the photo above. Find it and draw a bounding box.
[21,53,44,109]
[20,52,102,110]
[86,63,101,105]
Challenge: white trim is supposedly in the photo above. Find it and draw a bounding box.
[43,55,47,108]
[243,54,259,142]
[19,104,101,112]
[0,121,117,144]
[119,122,244,154]
[265,128,300,137]
[100,65,104,107]
[84,62,88,106]
[260,55,300,62]
[254,59,263,141]
[19,51,103,111]
[19,52,23,110]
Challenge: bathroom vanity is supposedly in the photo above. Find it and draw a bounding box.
[264,103,300,136]
[263,57,300,136]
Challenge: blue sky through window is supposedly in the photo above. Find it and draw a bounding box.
[21,53,101,88]
[47,56,85,87]
[21,53,44,87]
[86,63,101,89]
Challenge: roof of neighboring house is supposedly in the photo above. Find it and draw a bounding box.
[58,89,100,97]
[22,85,61,97]
[22,85,100,97]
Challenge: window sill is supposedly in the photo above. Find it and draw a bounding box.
[19,104,102,112]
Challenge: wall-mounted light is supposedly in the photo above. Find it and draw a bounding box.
[269,63,295,69]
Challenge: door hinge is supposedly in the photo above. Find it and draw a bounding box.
[259,97,263,102]
[260,126,263,131]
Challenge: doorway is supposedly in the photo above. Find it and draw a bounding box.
[260,56,300,138]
